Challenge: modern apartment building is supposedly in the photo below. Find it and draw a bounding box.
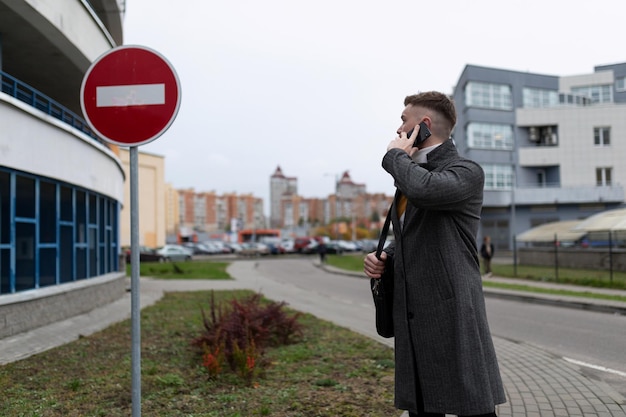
[0,1,127,335]
[452,63,626,249]
[270,167,393,235]
[270,166,297,228]
[176,188,264,241]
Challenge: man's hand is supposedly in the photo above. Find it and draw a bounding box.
[387,129,420,157]
[364,251,387,279]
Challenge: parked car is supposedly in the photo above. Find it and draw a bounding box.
[265,242,285,254]
[359,239,378,253]
[182,242,216,255]
[238,242,270,256]
[156,245,193,262]
[294,237,317,253]
[124,245,163,263]
[279,239,295,253]
[325,241,344,255]
[226,242,243,253]
[336,240,359,252]
[301,240,319,254]
[206,241,234,254]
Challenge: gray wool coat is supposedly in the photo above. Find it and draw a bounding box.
[382,140,506,415]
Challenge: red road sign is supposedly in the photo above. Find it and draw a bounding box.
[80,45,181,146]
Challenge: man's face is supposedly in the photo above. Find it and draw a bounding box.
[397,104,424,135]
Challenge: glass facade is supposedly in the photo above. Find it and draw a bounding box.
[482,164,514,190]
[0,168,119,294]
[467,122,513,150]
[571,85,613,103]
[523,87,559,108]
[465,81,512,110]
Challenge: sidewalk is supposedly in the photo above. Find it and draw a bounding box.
[1,259,625,416]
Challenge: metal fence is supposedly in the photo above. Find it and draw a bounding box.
[0,70,102,144]
[514,230,626,283]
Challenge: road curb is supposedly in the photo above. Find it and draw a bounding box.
[480,287,626,315]
[315,261,626,316]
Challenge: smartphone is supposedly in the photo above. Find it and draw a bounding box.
[406,121,432,147]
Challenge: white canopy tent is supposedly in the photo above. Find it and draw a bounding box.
[515,208,626,244]
[516,220,586,243]
[572,208,626,232]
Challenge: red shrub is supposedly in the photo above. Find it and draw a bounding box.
[191,291,303,381]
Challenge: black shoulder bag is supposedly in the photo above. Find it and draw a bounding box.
[370,195,396,338]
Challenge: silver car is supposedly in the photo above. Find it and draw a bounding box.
[156,245,193,262]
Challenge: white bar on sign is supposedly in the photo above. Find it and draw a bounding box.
[96,83,165,107]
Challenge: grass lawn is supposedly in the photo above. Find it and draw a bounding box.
[126,260,232,279]
[0,289,399,417]
[325,253,626,302]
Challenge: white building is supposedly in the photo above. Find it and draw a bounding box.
[453,63,626,249]
[0,1,126,337]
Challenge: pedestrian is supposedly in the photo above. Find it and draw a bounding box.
[364,91,506,417]
[480,235,495,277]
[317,241,327,264]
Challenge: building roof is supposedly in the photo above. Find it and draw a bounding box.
[573,208,626,232]
[517,208,626,243]
[516,220,586,243]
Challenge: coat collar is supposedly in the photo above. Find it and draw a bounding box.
[420,139,458,171]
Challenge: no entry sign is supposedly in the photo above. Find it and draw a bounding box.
[80,45,181,146]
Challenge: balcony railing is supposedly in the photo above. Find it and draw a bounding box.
[484,184,624,207]
[0,70,103,145]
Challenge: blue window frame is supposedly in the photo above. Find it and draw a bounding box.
[0,168,120,294]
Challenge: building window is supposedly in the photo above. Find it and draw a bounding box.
[558,93,591,106]
[465,82,512,110]
[523,88,558,108]
[571,85,613,103]
[616,76,626,92]
[1,168,119,294]
[593,127,610,146]
[483,164,513,190]
[596,168,612,186]
[467,123,513,149]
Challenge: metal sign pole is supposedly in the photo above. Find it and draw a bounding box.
[80,45,180,417]
[130,146,141,416]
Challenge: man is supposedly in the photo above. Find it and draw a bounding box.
[364,91,506,417]
[317,240,327,264]
[480,235,495,277]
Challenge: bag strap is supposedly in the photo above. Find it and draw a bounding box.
[376,189,400,260]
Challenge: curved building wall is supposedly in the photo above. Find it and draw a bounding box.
[0,0,121,114]
[1,95,124,201]
[0,94,125,293]
[0,0,127,336]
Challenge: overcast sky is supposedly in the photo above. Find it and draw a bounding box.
[123,0,625,215]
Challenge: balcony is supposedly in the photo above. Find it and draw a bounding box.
[484,184,624,207]
[1,70,101,144]
[518,146,561,166]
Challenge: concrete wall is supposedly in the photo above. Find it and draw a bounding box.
[0,272,127,338]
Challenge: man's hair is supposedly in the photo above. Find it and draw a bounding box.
[404,91,456,136]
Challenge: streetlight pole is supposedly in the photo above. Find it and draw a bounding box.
[510,148,517,275]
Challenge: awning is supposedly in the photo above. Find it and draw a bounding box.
[573,208,626,232]
[516,220,587,242]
